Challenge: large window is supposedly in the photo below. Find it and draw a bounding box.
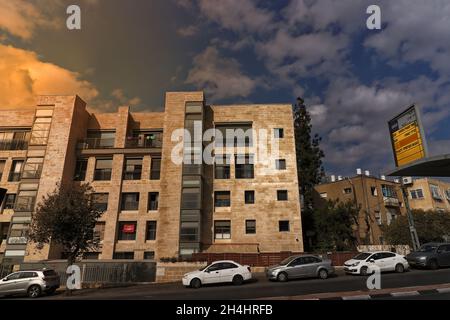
[246,220,256,234]
[14,190,37,212]
[0,131,30,150]
[277,190,288,201]
[181,188,201,209]
[145,221,157,240]
[430,184,442,200]
[117,222,137,241]
[86,131,115,149]
[381,184,397,198]
[215,124,252,147]
[245,191,255,204]
[8,160,23,182]
[411,189,424,199]
[150,158,161,180]
[180,222,199,242]
[22,158,43,179]
[123,157,142,180]
[120,193,140,211]
[74,159,88,181]
[214,155,230,179]
[214,221,231,239]
[235,155,254,179]
[94,158,112,181]
[92,193,108,212]
[3,194,16,210]
[148,192,159,211]
[215,191,230,207]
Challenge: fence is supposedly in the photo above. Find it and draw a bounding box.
[19,260,156,286]
[191,251,359,267]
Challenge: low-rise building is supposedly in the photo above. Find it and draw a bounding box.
[404,177,450,212]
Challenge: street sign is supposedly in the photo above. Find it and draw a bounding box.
[388,105,428,167]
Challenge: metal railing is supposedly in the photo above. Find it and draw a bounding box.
[125,136,163,149]
[78,138,115,149]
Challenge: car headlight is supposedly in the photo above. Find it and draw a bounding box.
[351,262,360,267]
[419,256,427,260]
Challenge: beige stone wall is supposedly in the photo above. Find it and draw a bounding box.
[407,178,450,212]
[156,262,207,283]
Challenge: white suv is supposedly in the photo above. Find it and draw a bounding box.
[344,251,409,275]
[183,260,252,288]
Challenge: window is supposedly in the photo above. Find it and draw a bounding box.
[8,223,29,244]
[279,220,290,232]
[343,188,352,194]
[214,221,231,239]
[30,119,51,145]
[371,187,378,196]
[180,222,199,242]
[86,131,115,148]
[92,193,108,212]
[430,184,442,200]
[215,124,252,147]
[411,189,424,199]
[94,222,105,241]
[150,158,161,180]
[146,221,157,240]
[274,128,284,138]
[18,271,38,279]
[120,193,140,211]
[74,159,88,181]
[277,190,288,201]
[129,131,163,148]
[235,155,254,179]
[181,188,201,209]
[382,184,397,198]
[215,191,230,207]
[0,131,30,150]
[3,194,16,210]
[0,160,5,180]
[144,251,155,260]
[14,190,37,211]
[123,157,142,180]
[214,155,230,179]
[1,223,9,241]
[22,158,43,179]
[246,220,256,234]
[8,160,23,182]
[117,222,137,241]
[148,192,159,211]
[94,158,112,181]
[275,159,286,170]
[113,252,134,259]
[245,191,255,204]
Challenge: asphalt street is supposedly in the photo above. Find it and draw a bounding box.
[32,267,450,300]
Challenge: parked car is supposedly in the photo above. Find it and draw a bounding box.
[182,260,252,289]
[266,254,335,282]
[344,251,409,275]
[0,269,60,298]
[406,242,450,269]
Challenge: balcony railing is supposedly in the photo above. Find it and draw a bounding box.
[0,139,28,151]
[78,138,115,149]
[383,197,400,207]
[8,172,21,182]
[125,136,163,149]
[21,169,42,179]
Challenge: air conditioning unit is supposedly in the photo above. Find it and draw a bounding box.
[402,177,413,185]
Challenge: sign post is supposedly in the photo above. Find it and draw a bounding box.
[388,105,426,251]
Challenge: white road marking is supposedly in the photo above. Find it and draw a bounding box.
[391,291,420,297]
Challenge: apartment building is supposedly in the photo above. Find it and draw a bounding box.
[405,178,450,212]
[0,92,303,264]
[314,172,406,245]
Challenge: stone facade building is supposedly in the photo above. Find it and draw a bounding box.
[405,178,450,212]
[0,92,303,263]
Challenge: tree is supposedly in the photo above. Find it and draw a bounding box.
[314,200,360,252]
[383,209,450,246]
[29,183,102,267]
[293,97,325,250]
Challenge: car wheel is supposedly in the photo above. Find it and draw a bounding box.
[318,269,329,279]
[277,272,288,282]
[190,278,202,289]
[360,266,369,276]
[232,275,244,286]
[428,259,439,270]
[395,263,405,273]
[27,285,42,298]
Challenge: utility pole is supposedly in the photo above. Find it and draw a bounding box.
[400,180,420,251]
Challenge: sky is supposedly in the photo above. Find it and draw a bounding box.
[1,0,450,177]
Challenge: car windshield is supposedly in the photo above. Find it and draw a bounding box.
[353,253,372,260]
[418,244,437,252]
[280,257,296,265]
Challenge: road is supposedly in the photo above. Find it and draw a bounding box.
[35,267,450,300]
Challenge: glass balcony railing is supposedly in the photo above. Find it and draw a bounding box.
[0,139,28,151]
[125,135,163,148]
[78,138,115,149]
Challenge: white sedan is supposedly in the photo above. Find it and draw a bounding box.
[182,260,252,288]
[344,251,409,275]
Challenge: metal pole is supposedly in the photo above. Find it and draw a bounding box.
[400,179,421,251]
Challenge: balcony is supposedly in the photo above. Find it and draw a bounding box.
[383,197,400,207]
[0,139,28,151]
[125,135,163,149]
[78,138,115,150]
[21,169,42,180]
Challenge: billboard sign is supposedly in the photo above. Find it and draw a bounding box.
[388,105,428,167]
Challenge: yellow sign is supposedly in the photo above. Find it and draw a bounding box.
[389,106,427,167]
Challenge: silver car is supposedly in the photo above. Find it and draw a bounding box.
[0,269,60,298]
[266,255,335,282]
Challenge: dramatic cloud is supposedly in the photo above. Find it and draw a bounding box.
[186,46,258,100]
[0,44,99,108]
[177,25,199,37]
